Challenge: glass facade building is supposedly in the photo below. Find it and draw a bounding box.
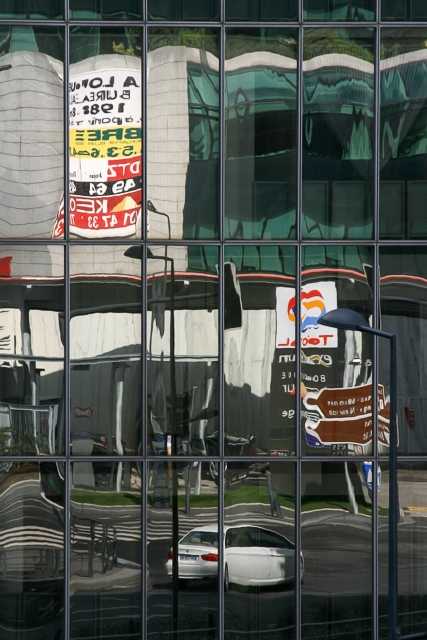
[1,1,427,640]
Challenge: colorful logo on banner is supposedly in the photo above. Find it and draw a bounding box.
[276,282,338,348]
[52,67,141,238]
[287,289,327,333]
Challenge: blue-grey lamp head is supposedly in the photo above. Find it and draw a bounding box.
[317,308,369,331]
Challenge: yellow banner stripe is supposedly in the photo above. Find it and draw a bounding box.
[70,127,141,159]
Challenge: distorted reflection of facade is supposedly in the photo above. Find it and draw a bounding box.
[1,4,427,640]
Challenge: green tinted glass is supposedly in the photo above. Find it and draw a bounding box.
[226,0,297,21]
[302,28,374,240]
[382,0,427,20]
[69,0,141,20]
[0,0,63,18]
[147,29,220,240]
[304,0,374,20]
[380,29,427,239]
[148,0,219,20]
[225,29,297,240]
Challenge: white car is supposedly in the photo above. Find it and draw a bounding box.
[165,524,303,589]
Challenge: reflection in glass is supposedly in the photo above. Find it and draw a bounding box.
[63,28,142,240]
[302,28,374,240]
[301,462,372,640]
[378,464,427,638]
[0,246,64,455]
[226,0,297,21]
[147,29,219,240]
[148,0,219,20]
[147,461,218,640]
[301,246,374,456]
[382,1,427,20]
[224,462,295,640]
[71,462,141,639]
[0,462,64,639]
[380,29,427,239]
[0,0,63,19]
[379,247,427,455]
[70,245,141,459]
[0,27,63,238]
[224,246,296,455]
[147,245,218,456]
[69,0,141,19]
[304,0,374,20]
[225,29,297,240]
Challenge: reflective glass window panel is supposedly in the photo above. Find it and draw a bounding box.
[0,0,63,18]
[224,461,296,640]
[380,29,427,240]
[70,245,141,457]
[379,247,427,455]
[302,28,374,240]
[68,28,142,240]
[0,246,64,455]
[147,29,219,241]
[378,463,427,637]
[148,0,219,20]
[0,462,65,639]
[69,0,141,19]
[147,461,218,640]
[225,0,297,21]
[301,461,372,640]
[382,0,427,20]
[224,246,296,456]
[0,28,63,238]
[225,29,297,240]
[147,245,218,456]
[303,0,374,20]
[301,246,374,456]
[71,462,141,639]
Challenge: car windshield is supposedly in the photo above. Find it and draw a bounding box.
[180,531,219,547]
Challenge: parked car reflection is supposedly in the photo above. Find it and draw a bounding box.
[166,524,303,589]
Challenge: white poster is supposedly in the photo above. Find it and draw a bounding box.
[52,65,142,239]
[276,281,338,349]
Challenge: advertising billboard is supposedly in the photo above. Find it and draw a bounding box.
[53,61,141,238]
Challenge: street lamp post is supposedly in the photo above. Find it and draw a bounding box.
[147,200,171,240]
[125,245,179,639]
[318,308,426,640]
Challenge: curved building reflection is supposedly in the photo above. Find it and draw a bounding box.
[0,246,64,455]
[0,462,64,640]
[0,28,63,238]
[380,247,427,455]
[301,461,372,640]
[147,461,218,640]
[146,245,219,457]
[70,462,141,639]
[224,461,296,640]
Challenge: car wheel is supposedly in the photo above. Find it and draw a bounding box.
[224,564,230,592]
